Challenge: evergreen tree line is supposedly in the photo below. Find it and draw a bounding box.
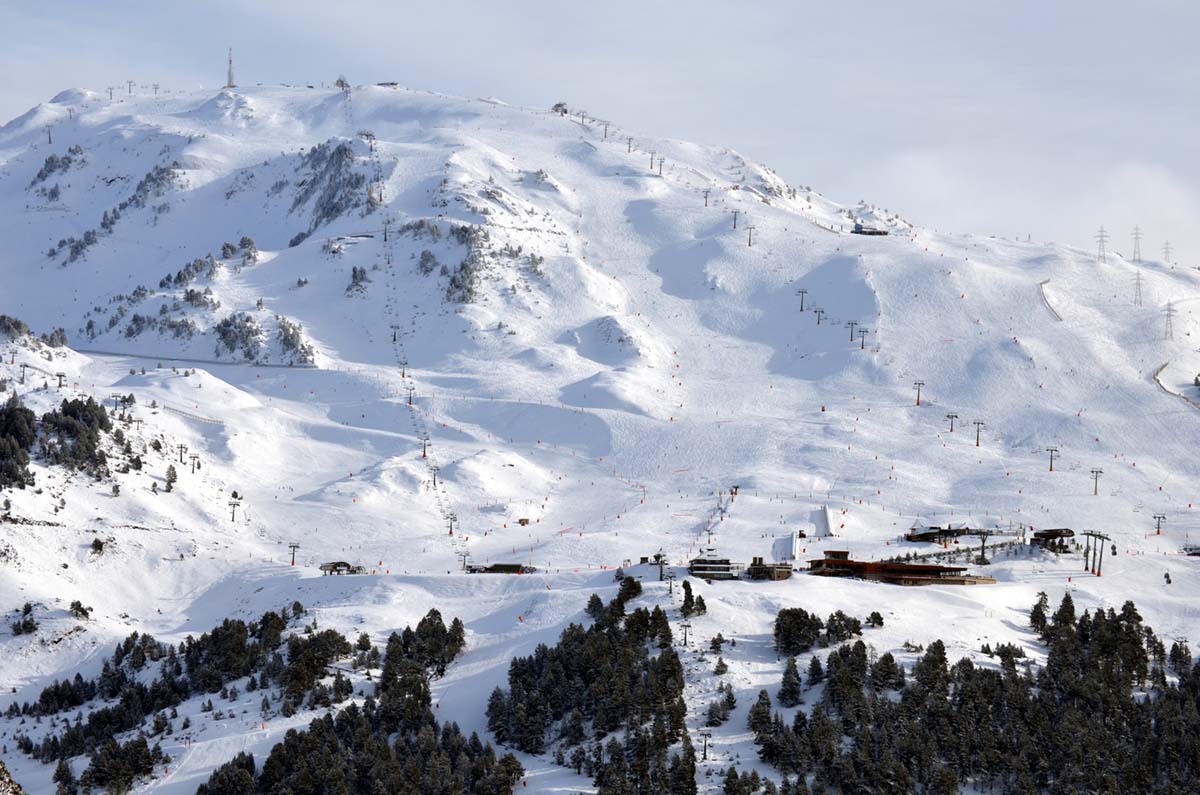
[0,395,115,488]
[53,735,166,795]
[739,595,1200,794]
[561,726,699,795]
[680,580,707,617]
[198,704,522,795]
[39,397,112,474]
[486,577,697,794]
[18,606,470,792]
[11,604,305,721]
[773,607,863,656]
[198,610,523,795]
[0,393,37,488]
[11,604,343,765]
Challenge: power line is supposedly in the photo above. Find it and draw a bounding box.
[1134,270,1143,307]
[1095,226,1109,263]
[1131,226,1142,265]
[1163,240,1173,263]
[1164,300,1175,340]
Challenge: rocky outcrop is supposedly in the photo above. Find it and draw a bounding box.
[0,759,25,795]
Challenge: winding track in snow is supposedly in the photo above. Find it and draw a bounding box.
[74,347,316,369]
[1037,279,1063,321]
[1152,361,1200,412]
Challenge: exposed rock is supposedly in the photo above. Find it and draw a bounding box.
[0,760,26,795]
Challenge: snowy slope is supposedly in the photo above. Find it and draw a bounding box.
[1,83,1199,792]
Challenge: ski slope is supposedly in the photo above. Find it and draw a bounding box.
[1,83,1199,792]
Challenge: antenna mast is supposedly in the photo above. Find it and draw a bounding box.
[1095,226,1109,263]
[225,48,236,89]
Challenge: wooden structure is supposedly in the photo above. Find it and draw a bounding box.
[905,525,965,543]
[747,556,793,581]
[904,523,997,544]
[1031,528,1074,551]
[466,563,537,574]
[319,561,366,576]
[851,222,888,236]
[808,552,995,586]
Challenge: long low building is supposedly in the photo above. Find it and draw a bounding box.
[688,549,744,580]
[808,551,995,586]
[465,563,537,574]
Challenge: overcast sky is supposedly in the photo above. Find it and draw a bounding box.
[2,0,1195,265]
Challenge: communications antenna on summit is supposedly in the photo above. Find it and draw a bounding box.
[225,48,236,89]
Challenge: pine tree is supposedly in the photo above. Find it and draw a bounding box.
[668,733,698,795]
[681,580,695,616]
[930,765,958,795]
[748,690,773,735]
[1169,640,1192,677]
[586,594,605,620]
[486,687,509,743]
[165,464,177,492]
[561,708,585,746]
[779,657,803,707]
[807,655,824,686]
[724,766,742,795]
[1030,591,1049,635]
[869,652,902,691]
[53,756,77,795]
[1051,592,1076,635]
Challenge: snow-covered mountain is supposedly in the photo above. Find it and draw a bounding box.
[1,83,1199,793]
